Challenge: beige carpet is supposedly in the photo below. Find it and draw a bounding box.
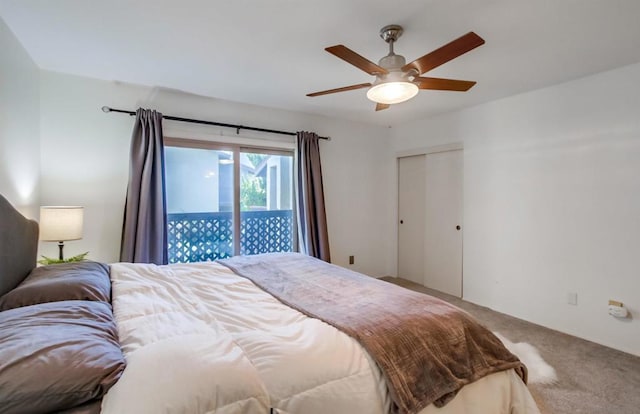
[382,277,640,414]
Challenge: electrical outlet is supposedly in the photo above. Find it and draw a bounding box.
[608,305,629,318]
[349,255,354,265]
[567,292,578,306]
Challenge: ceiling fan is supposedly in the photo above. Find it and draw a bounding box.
[307,25,485,111]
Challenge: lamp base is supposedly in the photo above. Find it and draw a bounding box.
[58,241,65,260]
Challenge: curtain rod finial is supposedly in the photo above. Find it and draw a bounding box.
[101,106,111,113]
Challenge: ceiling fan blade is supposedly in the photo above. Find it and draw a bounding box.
[306,82,372,97]
[325,45,389,76]
[414,77,477,91]
[402,32,485,75]
[375,103,390,111]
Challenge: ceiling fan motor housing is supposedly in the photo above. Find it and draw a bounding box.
[376,54,414,83]
[378,54,406,71]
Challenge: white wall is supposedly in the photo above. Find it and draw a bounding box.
[39,71,395,276]
[390,62,640,356]
[0,18,40,217]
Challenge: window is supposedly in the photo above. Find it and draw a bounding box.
[164,139,295,263]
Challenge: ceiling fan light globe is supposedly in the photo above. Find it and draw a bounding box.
[366,81,418,104]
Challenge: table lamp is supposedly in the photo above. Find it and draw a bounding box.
[39,206,84,260]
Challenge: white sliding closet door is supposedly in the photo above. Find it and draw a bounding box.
[397,155,426,285]
[423,150,463,297]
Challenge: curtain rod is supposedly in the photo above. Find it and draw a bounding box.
[101,106,330,141]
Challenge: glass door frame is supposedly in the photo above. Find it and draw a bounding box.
[164,137,297,257]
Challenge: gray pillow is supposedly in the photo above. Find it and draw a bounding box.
[0,300,126,414]
[0,261,110,311]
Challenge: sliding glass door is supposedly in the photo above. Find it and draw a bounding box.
[164,140,294,263]
[164,146,235,262]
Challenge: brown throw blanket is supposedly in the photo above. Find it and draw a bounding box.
[218,253,526,414]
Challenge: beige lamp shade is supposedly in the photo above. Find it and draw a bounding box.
[39,206,84,241]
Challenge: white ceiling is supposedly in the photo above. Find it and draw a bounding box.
[2,0,640,126]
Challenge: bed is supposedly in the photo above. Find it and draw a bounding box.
[0,194,540,414]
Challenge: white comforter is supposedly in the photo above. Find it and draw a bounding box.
[101,262,540,414]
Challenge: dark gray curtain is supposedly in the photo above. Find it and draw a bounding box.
[120,108,168,264]
[295,131,330,261]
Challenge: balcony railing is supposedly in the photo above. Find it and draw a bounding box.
[167,210,293,263]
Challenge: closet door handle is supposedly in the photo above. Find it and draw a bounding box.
[456,225,461,230]
[400,220,404,224]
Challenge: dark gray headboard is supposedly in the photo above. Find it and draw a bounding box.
[0,194,38,297]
